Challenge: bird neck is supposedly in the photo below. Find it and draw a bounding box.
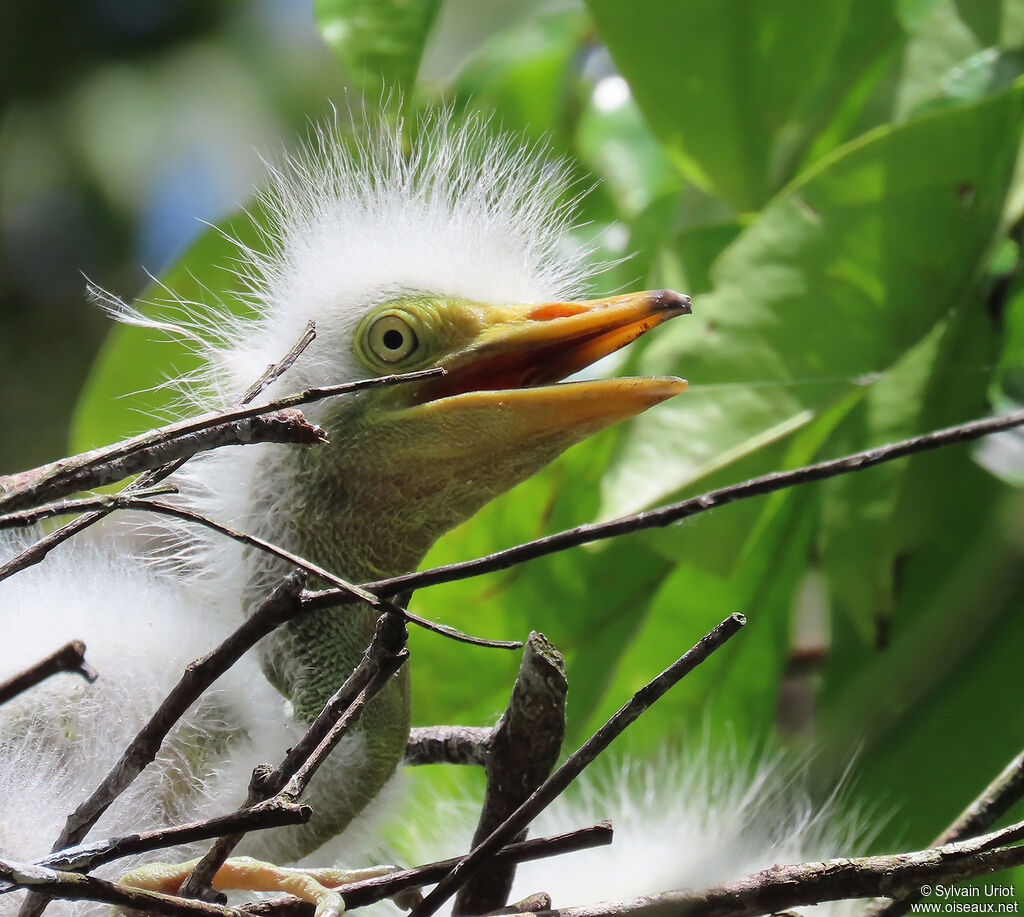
[242,394,552,855]
[250,480,415,858]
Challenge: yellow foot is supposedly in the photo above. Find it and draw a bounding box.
[118,856,421,916]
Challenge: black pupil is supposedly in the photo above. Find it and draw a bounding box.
[382,328,406,351]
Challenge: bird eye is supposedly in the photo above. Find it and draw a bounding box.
[367,314,418,363]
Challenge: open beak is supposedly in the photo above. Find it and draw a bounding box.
[385,289,689,457]
[411,289,691,434]
[361,289,691,532]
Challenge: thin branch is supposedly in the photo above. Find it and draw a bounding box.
[0,641,97,705]
[237,823,615,915]
[269,613,409,799]
[863,744,1024,917]
[0,363,443,584]
[178,611,409,899]
[456,633,568,916]
[40,799,310,873]
[520,818,1024,917]
[0,484,181,528]
[404,726,493,766]
[283,641,409,800]
[0,494,522,652]
[0,859,243,917]
[934,748,1024,846]
[128,366,445,453]
[0,363,442,516]
[239,321,317,403]
[399,607,521,649]
[48,573,307,853]
[410,613,747,917]
[0,412,326,516]
[497,893,555,915]
[303,408,1024,608]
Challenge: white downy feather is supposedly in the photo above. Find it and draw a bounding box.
[0,534,304,916]
[358,750,868,917]
[0,112,865,915]
[94,111,593,607]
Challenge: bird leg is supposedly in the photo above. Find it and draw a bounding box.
[118,856,422,917]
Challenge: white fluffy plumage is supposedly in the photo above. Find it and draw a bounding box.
[0,534,303,915]
[513,753,866,912]
[199,110,588,404]
[126,112,591,604]
[0,112,863,916]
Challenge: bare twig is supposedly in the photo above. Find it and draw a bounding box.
[0,495,522,652]
[178,611,410,899]
[518,818,1024,917]
[237,823,615,915]
[302,408,1024,608]
[270,613,409,799]
[410,613,748,917]
[239,321,317,403]
[0,859,243,917]
[283,635,408,800]
[404,726,493,766]
[496,893,555,915]
[0,362,442,516]
[934,748,1024,846]
[0,641,97,705]
[863,745,1024,917]
[0,411,326,516]
[456,633,568,916]
[0,486,179,528]
[0,363,444,584]
[40,799,310,873]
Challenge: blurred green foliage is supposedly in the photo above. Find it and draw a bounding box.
[67,0,1024,865]
[0,1,342,469]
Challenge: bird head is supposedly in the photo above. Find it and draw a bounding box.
[175,114,691,584]
[98,114,696,857]
[299,288,690,577]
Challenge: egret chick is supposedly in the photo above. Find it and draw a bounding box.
[0,111,689,914]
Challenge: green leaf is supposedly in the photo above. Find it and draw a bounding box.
[454,12,587,146]
[817,322,950,639]
[586,0,860,210]
[574,84,682,218]
[894,0,1024,119]
[599,81,1024,519]
[811,279,1011,842]
[314,0,441,97]
[953,0,1024,47]
[819,274,1001,638]
[816,451,1019,848]
[796,0,904,168]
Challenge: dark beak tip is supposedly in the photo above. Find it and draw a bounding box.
[654,289,692,314]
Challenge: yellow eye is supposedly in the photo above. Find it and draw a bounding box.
[367,314,418,363]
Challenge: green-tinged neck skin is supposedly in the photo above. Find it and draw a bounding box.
[247,396,588,859]
[252,595,410,861]
[252,513,416,862]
